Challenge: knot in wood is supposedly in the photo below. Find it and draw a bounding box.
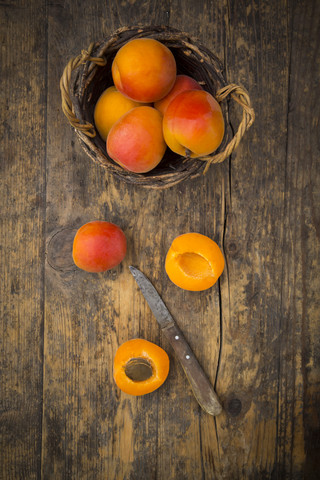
[227,397,242,417]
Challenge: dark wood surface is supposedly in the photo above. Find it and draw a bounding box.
[1,1,319,479]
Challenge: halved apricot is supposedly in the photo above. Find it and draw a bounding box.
[113,339,169,396]
[165,233,225,291]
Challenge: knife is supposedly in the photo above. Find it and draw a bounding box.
[129,266,222,416]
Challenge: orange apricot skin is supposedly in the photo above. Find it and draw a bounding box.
[113,339,170,396]
[112,38,177,103]
[154,75,203,116]
[94,86,144,140]
[72,221,127,273]
[163,90,225,157]
[165,233,225,291]
[107,106,167,173]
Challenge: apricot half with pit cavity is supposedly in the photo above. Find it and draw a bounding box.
[165,233,225,291]
[113,339,170,396]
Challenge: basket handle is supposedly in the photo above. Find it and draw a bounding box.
[201,83,255,173]
[60,43,106,138]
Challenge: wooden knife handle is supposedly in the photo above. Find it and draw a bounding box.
[162,323,222,416]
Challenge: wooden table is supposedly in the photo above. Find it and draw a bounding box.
[1,1,319,478]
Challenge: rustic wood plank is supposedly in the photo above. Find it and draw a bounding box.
[1,0,319,478]
[213,0,292,478]
[151,3,228,479]
[0,1,47,479]
[213,0,320,478]
[43,3,114,477]
[43,1,178,479]
[104,0,171,30]
[278,1,320,477]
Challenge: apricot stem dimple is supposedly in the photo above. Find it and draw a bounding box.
[176,252,214,279]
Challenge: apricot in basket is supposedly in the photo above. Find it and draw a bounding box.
[163,90,225,157]
[111,38,177,103]
[154,74,203,116]
[94,86,144,140]
[107,106,167,173]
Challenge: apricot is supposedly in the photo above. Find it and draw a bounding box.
[154,74,203,116]
[113,339,170,396]
[107,106,166,173]
[94,86,144,140]
[165,233,225,291]
[163,90,225,157]
[72,221,127,273]
[112,38,177,103]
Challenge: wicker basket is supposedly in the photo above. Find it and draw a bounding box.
[60,25,254,189]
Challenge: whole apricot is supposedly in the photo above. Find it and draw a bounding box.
[163,90,225,157]
[165,233,224,291]
[154,75,203,116]
[94,86,144,140]
[112,38,177,103]
[72,221,127,273]
[107,106,166,173]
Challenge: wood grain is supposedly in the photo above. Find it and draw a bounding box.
[214,0,292,478]
[279,2,320,477]
[0,0,319,479]
[0,1,47,479]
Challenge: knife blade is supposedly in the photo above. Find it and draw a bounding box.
[129,266,222,416]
